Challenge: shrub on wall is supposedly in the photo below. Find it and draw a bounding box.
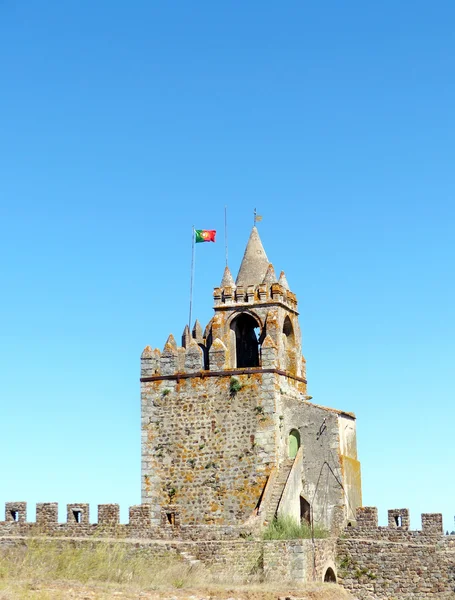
[262,516,328,540]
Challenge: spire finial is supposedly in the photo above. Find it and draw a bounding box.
[262,263,277,285]
[279,270,290,290]
[220,265,235,288]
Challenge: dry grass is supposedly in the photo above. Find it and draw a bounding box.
[0,540,353,599]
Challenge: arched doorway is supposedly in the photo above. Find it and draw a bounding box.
[324,567,337,583]
[288,429,300,459]
[230,313,260,368]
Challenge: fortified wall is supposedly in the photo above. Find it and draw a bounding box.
[0,501,337,584]
[338,506,455,599]
[2,226,452,597]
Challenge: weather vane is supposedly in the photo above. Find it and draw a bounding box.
[253,208,263,226]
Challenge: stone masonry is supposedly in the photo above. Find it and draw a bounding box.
[140,226,362,531]
[3,225,453,597]
[338,506,455,599]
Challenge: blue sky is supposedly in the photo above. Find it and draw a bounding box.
[1,1,454,530]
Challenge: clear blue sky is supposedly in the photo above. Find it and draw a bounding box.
[1,1,454,530]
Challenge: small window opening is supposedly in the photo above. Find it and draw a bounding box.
[324,567,337,583]
[11,510,19,522]
[166,512,176,527]
[199,344,209,370]
[394,515,402,527]
[73,510,82,523]
[300,496,311,525]
[347,521,352,527]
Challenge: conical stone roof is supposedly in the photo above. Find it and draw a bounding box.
[235,227,270,287]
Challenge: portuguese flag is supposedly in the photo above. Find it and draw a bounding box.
[195,229,216,243]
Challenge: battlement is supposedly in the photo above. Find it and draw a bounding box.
[140,322,307,382]
[0,502,250,541]
[0,502,151,533]
[213,281,298,312]
[345,506,444,540]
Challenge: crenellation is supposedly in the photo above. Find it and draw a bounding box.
[388,507,410,529]
[355,506,378,528]
[98,504,120,526]
[5,502,26,523]
[422,512,443,534]
[160,338,178,375]
[208,337,227,370]
[181,324,191,348]
[184,340,203,372]
[67,503,89,525]
[129,504,152,535]
[246,284,255,303]
[177,346,186,372]
[213,287,222,305]
[36,502,58,529]
[140,345,160,377]
[192,319,203,342]
[222,285,234,304]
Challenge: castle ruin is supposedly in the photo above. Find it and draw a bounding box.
[1,226,454,598]
[140,226,362,532]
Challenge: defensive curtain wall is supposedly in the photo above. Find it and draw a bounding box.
[338,507,455,599]
[1,501,455,597]
[0,501,337,584]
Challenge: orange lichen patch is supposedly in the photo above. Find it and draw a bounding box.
[184,473,194,483]
[210,503,220,512]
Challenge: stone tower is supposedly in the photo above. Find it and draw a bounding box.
[140,227,361,530]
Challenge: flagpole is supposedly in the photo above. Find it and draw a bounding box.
[224,206,228,267]
[189,226,195,329]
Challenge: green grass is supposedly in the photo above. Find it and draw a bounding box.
[262,516,328,540]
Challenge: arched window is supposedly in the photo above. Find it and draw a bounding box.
[282,316,295,372]
[288,429,300,458]
[283,316,294,342]
[230,313,260,368]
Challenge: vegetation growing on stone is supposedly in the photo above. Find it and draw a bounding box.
[229,376,243,396]
[262,516,328,540]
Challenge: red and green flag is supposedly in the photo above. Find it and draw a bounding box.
[195,229,216,243]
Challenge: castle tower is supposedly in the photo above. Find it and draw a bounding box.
[140,227,361,530]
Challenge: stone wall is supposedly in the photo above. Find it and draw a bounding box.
[141,368,359,530]
[0,531,337,585]
[337,506,455,599]
[263,539,337,583]
[141,372,277,526]
[0,502,251,540]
